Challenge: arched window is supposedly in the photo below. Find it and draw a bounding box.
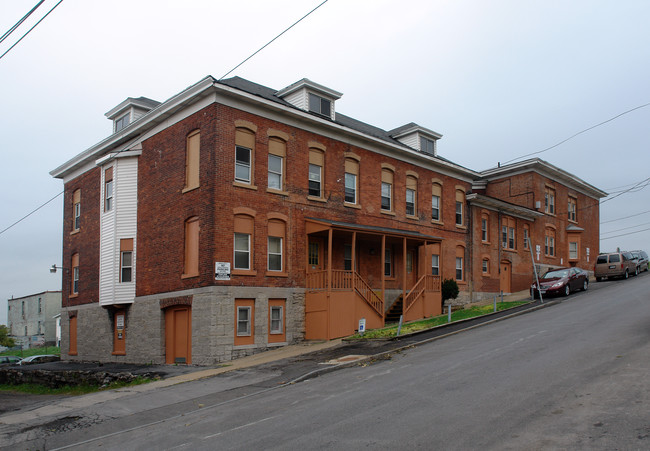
[234,212,255,272]
[184,130,200,191]
[267,217,287,274]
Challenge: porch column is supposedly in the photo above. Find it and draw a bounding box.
[327,228,333,294]
[351,231,357,292]
[381,234,386,302]
[402,237,407,298]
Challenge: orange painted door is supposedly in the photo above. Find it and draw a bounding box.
[407,249,417,287]
[308,238,324,272]
[500,261,512,294]
[113,310,126,355]
[165,307,192,364]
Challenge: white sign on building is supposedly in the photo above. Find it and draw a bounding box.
[215,262,231,281]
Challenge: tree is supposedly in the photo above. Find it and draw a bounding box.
[0,325,15,348]
[441,278,459,308]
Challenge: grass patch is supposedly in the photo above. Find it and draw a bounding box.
[350,301,529,339]
[0,346,60,358]
[0,377,152,396]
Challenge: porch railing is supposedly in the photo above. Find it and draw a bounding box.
[305,270,384,316]
[403,275,441,315]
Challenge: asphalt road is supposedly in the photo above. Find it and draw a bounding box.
[5,272,650,450]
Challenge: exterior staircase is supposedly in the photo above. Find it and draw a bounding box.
[384,294,404,323]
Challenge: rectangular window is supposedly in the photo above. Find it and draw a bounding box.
[73,189,81,231]
[344,244,352,271]
[482,259,489,274]
[456,257,463,280]
[72,253,79,294]
[237,306,251,336]
[345,172,356,204]
[268,236,282,272]
[431,195,440,221]
[268,154,283,190]
[545,232,556,256]
[502,218,516,250]
[381,182,392,211]
[481,218,488,242]
[184,218,199,277]
[508,227,515,250]
[308,242,319,266]
[270,306,283,334]
[431,254,439,276]
[545,187,556,214]
[105,180,113,212]
[568,197,577,222]
[185,130,200,190]
[234,233,250,270]
[455,201,463,226]
[524,227,530,249]
[569,242,578,260]
[121,251,133,282]
[406,188,416,216]
[38,298,42,313]
[114,113,130,132]
[420,136,435,154]
[235,146,251,183]
[308,163,322,197]
[384,248,392,277]
[308,93,331,117]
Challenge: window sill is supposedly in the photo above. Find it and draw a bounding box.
[455,225,467,230]
[182,186,199,194]
[267,188,289,196]
[545,212,556,217]
[456,280,467,285]
[111,351,126,356]
[431,219,444,226]
[233,181,258,190]
[232,269,258,276]
[381,210,396,216]
[268,341,287,347]
[70,229,80,236]
[181,273,199,280]
[265,271,288,277]
[482,240,491,245]
[406,214,420,221]
[384,276,396,281]
[482,273,491,277]
[344,202,361,209]
[69,294,78,299]
[307,195,327,203]
[502,248,517,253]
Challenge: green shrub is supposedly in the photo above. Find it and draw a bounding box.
[441,278,459,302]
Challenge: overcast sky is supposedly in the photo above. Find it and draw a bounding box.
[1,0,649,326]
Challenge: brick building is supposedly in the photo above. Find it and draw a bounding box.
[50,76,606,364]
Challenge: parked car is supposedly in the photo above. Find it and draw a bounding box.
[18,354,60,365]
[531,267,589,298]
[595,251,638,281]
[0,355,23,366]
[631,250,649,273]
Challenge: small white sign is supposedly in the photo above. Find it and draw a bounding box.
[116,314,125,330]
[215,262,231,280]
[535,245,541,253]
[536,252,540,261]
[358,318,366,333]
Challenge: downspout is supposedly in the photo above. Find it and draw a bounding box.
[468,201,473,300]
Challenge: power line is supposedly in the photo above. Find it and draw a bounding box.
[0,0,64,61]
[219,0,328,80]
[601,209,650,225]
[0,191,63,236]
[0,0,45,44]
[601,220,650,236]
[600,226,650,240]
[503,102,650,165]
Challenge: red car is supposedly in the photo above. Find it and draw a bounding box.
[531,267,589,298]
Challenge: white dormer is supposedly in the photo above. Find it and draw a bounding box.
[276,78,342,121]
[105,97,161,134]
[389,123,442,156]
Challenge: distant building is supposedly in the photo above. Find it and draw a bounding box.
[7,291,62,348]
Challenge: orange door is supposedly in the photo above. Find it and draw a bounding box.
[500,261,512,294]
[113,310,126,355]
[308,238,324,272]
[165,307,192,364]
[407,249,417,287]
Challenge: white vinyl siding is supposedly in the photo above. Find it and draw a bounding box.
[394,132,419,150]
[99,158,138,307]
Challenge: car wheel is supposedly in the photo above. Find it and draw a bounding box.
[596,276,602,282]
[564,285,570,296]
[624,269,629,279]
[583,280,588,291]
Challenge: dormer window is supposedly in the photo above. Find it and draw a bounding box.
[309,93,331,117]
[115,113,130,132]
[420,136,435,154]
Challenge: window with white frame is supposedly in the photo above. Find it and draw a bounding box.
[420,136,435,154]
[455,201,463,226]
[234,233,251,270]
[308,164,321,197]
[384,248,392,276]
[235,146,252,183]
[545,187,556,214]
[268,154,283,190]
[308,93,331,117]
[381,182,392,211]
[481,217,488,242]
[569,241,578,260]
[237,306,251,336]
[431,254,440,276]
[456,256,463,280]
[268,236,282,272]
[524,225,530,249]
[121,251,133,282]
[345,172,357,204]
[568,196,577,222]
[114,113,130,132]
[482,259,489,274]
[432,195,440,221]
[406,188,416,216]
[73,189,81,231]
[270,306,283,334]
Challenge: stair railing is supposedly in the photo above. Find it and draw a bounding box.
[403,275,442,315]
[352,271,384,316]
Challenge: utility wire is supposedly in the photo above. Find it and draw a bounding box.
[600,226,650,240]
[0,0,45,44]
[0,191,63,236]
[503,102,650,165]
[601,209,650,225]
[601,220,650,236]
[219,0,328,80]
[0,0,64,61]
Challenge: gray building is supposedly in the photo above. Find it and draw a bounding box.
[7,291,61,348]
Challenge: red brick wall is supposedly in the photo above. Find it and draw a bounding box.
[62,167,101,307]
[135,103,473,296]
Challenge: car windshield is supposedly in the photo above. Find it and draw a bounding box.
[542,270,568,279]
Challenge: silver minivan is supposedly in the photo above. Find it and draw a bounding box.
[595,252,637,281]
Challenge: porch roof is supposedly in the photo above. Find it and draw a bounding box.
[305,217,442,241]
